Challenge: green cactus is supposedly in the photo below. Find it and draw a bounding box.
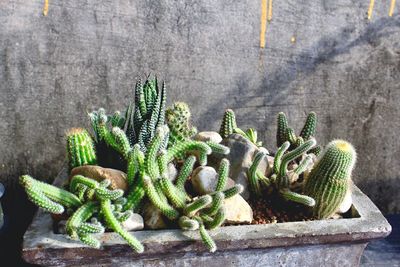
[221,184,244,199]
[175,155,196,190]
[215,158,229,191]
[184,195,212,217]
[101,198,144,253]
[198,222,217,253]
[66,201,99,238]
[205,207,225,230]
[20,175,82,214]
[202,192,224,216]
[206,141,230,155]
[248,151,266,197]
[276,112,318,150]
[166,140,212,162]
[166,102,197,147]
[304,140,356,219]
[219,109,237,138]
[66,128,97,170]
[179,216,200,230]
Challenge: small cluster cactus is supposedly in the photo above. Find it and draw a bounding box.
[66,128,97,170]
[20,75,359,255]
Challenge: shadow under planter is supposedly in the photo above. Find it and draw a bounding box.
[22,169,391,267]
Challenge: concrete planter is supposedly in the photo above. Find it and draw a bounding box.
[22,168,391,267]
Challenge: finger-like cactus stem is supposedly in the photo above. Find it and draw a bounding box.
[221,184,244,199]
[304,140,356,219]
[215,159,230,191]
[273,142,290,174]
[160,177,186,209]
[78,232,101,249]
[205,207,226,230]
[175,155,196,190]
[123,180,145,211]
[145,127,167,179]
[248,151,266,197]
[66,201,99,238]
[277,112,289,147]
[101,198,144,253]
[294,155,313,175]
[203,192,225,216]
[20,175,81,213]
[167,141,212,162]
[179,216,200,230]
[143,176,179,220]
[309,145,322,157]
[127,145,141,186]
[66,128,97,170]
[112,127,131,160]
[199,222,216,253]
[184,195,212,217]
[166,102,197,147]
[300,112,317,140]
[206,141,230,155]
[286,128,297,145]
[219,109,237,139]
[280,189,315,207]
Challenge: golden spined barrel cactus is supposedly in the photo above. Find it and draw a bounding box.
[304,140,357,219]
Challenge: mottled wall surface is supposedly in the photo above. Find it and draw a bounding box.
[0,0,399,215]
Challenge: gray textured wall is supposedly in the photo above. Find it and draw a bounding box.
[0,0,399,214]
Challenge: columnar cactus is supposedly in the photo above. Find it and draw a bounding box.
[66,128,97,170]
[219,109,237,138]
[304,140,357,219]
[166,102,197,147]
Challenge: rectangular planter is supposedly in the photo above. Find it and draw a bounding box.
[22,168,391,267]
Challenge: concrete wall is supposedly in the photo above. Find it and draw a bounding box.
[0,0,399,215]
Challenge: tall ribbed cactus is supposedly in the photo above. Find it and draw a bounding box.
[304,140,356,219]
[66,128,97,170]
[125,77,167,152]
[166,102,197,147]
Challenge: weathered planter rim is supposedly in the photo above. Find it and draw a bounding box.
[22,168,392,265]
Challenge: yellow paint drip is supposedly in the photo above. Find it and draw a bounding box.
[389,0,396,17]
[267,0,273,21]
[43,0,49,16]
[367,0,375,20]
[260,0,268,48]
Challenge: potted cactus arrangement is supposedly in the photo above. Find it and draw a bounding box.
[21,76,391,266]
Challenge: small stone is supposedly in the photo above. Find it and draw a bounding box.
[168,163,178,182]
[338,188,352,213]
[194,131,223,144]
[223,194,253,224]
[143,202,168,230]
[70,165,128,191]
[121,213,144,231]
[191,166,235,195]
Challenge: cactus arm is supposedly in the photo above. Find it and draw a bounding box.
[215,159,230,191]
[77,233,101,248]
[198,222,217,253]
[309,145,322,156]
[179,216,200,231]
[184,195,212,217]
[175,155,196,190]
[157,81,167,129]
[280,189,315,207]
[112,127,131,160]
[167,141,212,162]
[101,198,144,253]
[198,152,208,166]
[286,127,297,145]
[206,141,230,155]
[294,155,313,175]
[160,177,186,209]
[143,175,179,220]
[24,184,65,214]
[20,175,81,210]
[95,187,124,201]
[123,180,145,212]
[66,201,99,238]
[66,128,97,170]
[277,112,289,147]
[145,127,166,179]
[221,184,244,199]
[300,112,317,140]
[248,151,266,197]
[273,141,290,174]
[126,144,141,186]
[70,175,99,192]
[205,207,225,230]
[202,192,224,216]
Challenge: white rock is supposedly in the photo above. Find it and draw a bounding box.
[143,202,168,230]
[121,213,144,231]
[338,188,352,213]
[223,194,253,224]
[168,163,178,182]
[194,131,223,144]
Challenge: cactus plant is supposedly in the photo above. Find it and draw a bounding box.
[304,140,356,219]
[66,128,97,170]
[166,102,197,147]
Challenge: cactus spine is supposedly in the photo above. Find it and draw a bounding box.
[304,140,356,219]
[66,128,97,170]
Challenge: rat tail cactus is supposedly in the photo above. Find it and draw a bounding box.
[219,109,237,138]
[304,139,357,219]
[66,128,97,170]
[166,102,197,147]
[299,112,317,140]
